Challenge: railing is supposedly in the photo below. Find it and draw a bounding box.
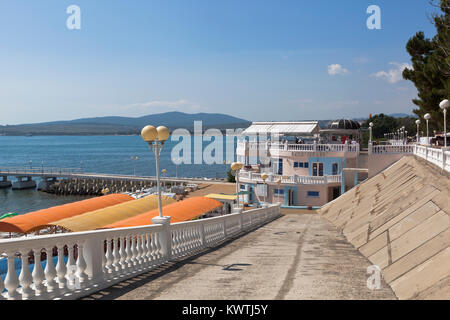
[414,145,450,172]
[0,167,82,176]
[0,204,281,300]
[237,142,360,154]
[369,145,415,155]
[239,172,341,184]
[368,144,449,172]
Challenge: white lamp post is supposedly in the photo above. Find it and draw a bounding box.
[261,172,268,204]
[231,162,244,208]
[131,156,138,176]
[141,125,170,218]
[440,99,450,148]
[369,122,374,143]
[424,113,431,145]
[415,120,421,143]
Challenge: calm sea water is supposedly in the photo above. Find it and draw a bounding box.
[0,135,237,214]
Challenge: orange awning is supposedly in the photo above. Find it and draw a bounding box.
[101,197,223,229]
[49,195,176,232]
[0,194,134,234]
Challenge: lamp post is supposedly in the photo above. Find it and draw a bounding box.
[172,157,180,178]
[261,172,268,204]
[369,122,374,143]
[161,169,167,191]
[131,156,139,176]
[141,125,170,218]
[415,120,421,143]
[231,162,243,208]
[440,99,450,148]
[424,113,431,146]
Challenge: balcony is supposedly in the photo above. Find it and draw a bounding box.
[236,142,360,157]
[238,171,341,185]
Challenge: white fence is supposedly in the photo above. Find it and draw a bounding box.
[414,145,450,172]
[0,204,281,300]
[237,142,360,154]
[369,143,449,172]
[239,171,341,185]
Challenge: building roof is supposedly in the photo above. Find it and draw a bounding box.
[0,194,134,234]
[205,193,237,201]
[242,122,320,135]
[48,195,176,232]
[327,119,361,130]
[100,197,223,229]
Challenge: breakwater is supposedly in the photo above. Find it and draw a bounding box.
[40,178,159,196]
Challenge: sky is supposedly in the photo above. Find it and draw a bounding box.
[0,0,441,124]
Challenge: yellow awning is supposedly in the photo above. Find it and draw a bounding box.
[49,195,176,232]
[205,193,237,201]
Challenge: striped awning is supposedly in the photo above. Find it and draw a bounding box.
[243,122,320,135]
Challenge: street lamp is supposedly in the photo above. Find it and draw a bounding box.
[261,172,268,204]
[369,122,374,143]
[141,125,170,218]
[440,99,450,148]
[161,168,167,191]
[131,156,139,176]
[415,119,421,143]
[231,162,244,208]
[424,113,431,145]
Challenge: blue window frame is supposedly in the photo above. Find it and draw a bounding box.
[307,191,320,198]
[304,162,309,168]
[294,162,306,168]
[274,188,285,195]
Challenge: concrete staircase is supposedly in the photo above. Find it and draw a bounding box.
[319,155,449,299]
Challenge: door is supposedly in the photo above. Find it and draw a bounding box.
[332,163,339,175]
[312,162,324,176]
[288,189,295,206]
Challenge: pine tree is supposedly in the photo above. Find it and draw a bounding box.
[403,0,450,131]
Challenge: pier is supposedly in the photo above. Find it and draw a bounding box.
[0,167,232,195]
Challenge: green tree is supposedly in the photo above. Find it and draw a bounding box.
[226,169,236,183]
[403,0,450,132]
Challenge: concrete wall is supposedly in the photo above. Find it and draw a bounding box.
[368,154,404,178]
[319,156,450,300]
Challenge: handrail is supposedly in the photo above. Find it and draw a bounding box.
[0,204,281,300]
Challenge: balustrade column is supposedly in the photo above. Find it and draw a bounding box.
[18,249,34,300]
[152,216,172,262]
[55,245,68,293]
[32,248,47,298]
[44,246,58,296]
[4,251,20,300]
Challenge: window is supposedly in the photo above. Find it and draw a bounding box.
[304,162,309,168]
[307,191,320,198]
[294,162,307,168]
[332,163,339,175]
[312,163,324,176]
[274,188,285,196]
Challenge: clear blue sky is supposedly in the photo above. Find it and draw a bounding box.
[0,0,440,124]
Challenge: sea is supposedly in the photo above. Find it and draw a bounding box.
[0,135,238,215]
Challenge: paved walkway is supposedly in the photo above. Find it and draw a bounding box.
[83,214,396,300]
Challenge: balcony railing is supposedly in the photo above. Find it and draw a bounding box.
[368,143,449,172]
[0,204,281,300]
[237,142,360,154]
[239,171,341,185]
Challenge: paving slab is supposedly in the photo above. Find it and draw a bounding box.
[83,214,396,300]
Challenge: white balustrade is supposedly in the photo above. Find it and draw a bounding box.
[0,204,280,300]
[239,172,341,185]
[237,142,360,154]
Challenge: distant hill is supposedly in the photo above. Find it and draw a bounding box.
[0,112,251,136]
[388,113,415,118]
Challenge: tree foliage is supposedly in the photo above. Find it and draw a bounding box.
[403,0,450,131]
